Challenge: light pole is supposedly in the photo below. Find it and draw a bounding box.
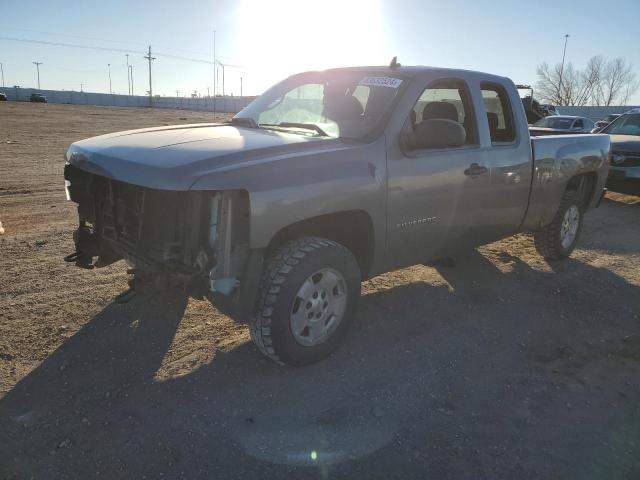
[0,62,4,88]
[33,61,42,89]
[558,34,570,105]
[126,54,131,95]
[129,65,134,95]
[108,63,112,94]
[213,30,216,96]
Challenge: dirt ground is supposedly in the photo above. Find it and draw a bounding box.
[1,102,639,479]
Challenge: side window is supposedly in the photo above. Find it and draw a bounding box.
[574,119,584,129]
[480,83,516,144]
[409,79,477,146]
[351,85,370,112]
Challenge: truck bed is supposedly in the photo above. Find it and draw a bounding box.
[523,133,610,230]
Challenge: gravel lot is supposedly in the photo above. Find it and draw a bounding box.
[1,102,639,479]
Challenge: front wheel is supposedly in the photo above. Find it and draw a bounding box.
[250,237,361,366]
[534,190,584,260]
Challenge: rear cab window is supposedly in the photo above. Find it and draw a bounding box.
[481,82,516,144]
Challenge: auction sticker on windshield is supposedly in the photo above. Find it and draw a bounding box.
[359,77,403,88]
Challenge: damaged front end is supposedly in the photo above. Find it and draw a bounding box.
[63,163,260,316]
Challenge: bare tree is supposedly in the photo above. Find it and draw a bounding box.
[536,62,563,105]
[535,55,638,106]
[600,58,638,106]
[575,55,604,106]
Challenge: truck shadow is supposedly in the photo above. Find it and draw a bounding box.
[1,250,639,478]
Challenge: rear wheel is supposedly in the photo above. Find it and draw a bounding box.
[250,237,361,365]
[534,190,584,260]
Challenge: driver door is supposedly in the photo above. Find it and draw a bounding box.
[386,78,487,268]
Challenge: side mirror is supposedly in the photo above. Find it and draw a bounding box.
[403,119,466,150]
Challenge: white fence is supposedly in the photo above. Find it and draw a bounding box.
[0,87,254,113]
[557,105,639,121]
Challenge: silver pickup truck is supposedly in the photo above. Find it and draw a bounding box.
[64,65,610,365]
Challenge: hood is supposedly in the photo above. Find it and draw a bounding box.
[66,123,337,190]
[609,134,640,153]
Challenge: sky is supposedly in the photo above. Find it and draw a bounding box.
[1,0,639,103]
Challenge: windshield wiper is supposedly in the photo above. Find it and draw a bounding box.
[261,122,329,137]
[229,117,259,128]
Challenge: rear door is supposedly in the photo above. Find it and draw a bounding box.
[468,81,532,244]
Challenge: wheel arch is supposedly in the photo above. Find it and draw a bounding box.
[565,171,598,210]
[265,210,375,279]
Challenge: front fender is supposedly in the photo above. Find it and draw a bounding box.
[189,138,387,255]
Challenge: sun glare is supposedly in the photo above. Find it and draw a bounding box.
[237,0,384,92]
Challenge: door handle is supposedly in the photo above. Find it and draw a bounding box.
[464,163,488,176]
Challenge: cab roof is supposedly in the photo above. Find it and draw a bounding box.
[314,65,514,85]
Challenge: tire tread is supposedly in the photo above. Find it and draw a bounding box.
[534,190,582,260]
[250,236,344,364]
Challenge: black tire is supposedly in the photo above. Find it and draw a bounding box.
[250,237,361,366]
[534,190,584,260]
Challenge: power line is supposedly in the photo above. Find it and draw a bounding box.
[1,35,246,96]
[1,26,148,48]
[1,36,144,54]
[3,26,237,61]
[0,36,242,66]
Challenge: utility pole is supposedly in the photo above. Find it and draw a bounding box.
[126,54,131,95]
[80,83,83,92]
[176,90,179,97]
[107,63,112,94]
[213,29,217,116]
[144,45,155,106]
[33,61,42,89]
[240,76,243,97]
[129,65,134,95]
[558,34,570,106]
[0,62,4,88]
[222,63,225,96]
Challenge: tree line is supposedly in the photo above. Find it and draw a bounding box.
[536,56,638,106]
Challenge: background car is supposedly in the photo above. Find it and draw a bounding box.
[592,113,621,132]
[30,93,47,103]
[601,109,640,195]
[529,115,595,136]
[0,92,7,101]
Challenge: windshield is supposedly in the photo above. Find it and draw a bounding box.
[233,71,405,140]
[533,117,574,129]
[602,113,640,136]
[602,114,619,123]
